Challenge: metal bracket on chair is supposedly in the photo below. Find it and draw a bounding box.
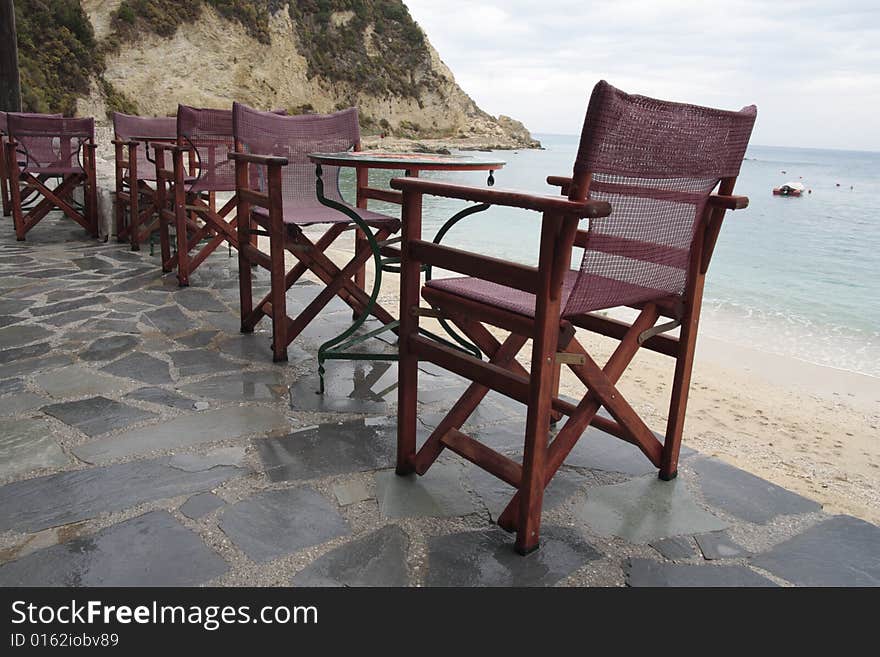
[555,352,586,365]
[638,319,681,345]
[410,306,445,318]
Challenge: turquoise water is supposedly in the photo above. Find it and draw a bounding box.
[340,135,880,378]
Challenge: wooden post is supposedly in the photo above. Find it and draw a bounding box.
[0,0,21,112]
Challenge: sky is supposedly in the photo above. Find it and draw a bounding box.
[404,0,880,151]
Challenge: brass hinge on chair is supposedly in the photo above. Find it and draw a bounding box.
[555,352,586,365]
[638,319,681,345]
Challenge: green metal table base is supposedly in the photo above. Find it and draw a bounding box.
[314,164,491,393]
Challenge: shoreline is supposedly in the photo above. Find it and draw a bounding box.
[360,134,543,154]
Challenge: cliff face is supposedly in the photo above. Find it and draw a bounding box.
[64,0,539,148]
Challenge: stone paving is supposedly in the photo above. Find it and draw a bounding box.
[0,216,878,587]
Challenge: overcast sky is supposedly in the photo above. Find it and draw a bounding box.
[405,0,880,151]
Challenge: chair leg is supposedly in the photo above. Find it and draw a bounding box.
[353,229,368,320]
[157,178,172,272]
[238,213,254,335]
[8,147,25,241]
[174,189,190,286]
[660,297,702,480]
[396,190,422,475]
[129,182,141,251]
[269,215,288,363]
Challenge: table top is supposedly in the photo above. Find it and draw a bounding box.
[308,150,505,171]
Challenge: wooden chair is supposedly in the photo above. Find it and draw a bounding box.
[152,105,240,286]
[4,114,98,241]
[1,111,61,218]
[393,80,757,554]
[230,102,400,362]
[112,112,176,251]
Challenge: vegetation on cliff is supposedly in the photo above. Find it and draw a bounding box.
[14,0,100,114]
[109,0,440,100]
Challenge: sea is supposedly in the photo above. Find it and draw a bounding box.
[342,135,880,379]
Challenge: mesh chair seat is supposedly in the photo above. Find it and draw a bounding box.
[252,200,399,228]
[426,270,668,319]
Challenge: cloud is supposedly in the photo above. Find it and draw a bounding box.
[405,0,880,150]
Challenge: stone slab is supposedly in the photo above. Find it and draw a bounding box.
[102,352,172,385]
[35,365,123,398]
[625,558,777,587]
[80,335,139,362]
[425,525,601,587]
[176,289,227,313]
[291,525,409,587]
[650,535,699,561]
[0,324,53,349]
[332,480,372,506]
[0,392,47,416]
[692,457,822,524]
[169,349,238,377]
[217,334,309,363]
[573,475,727,543]
[175,330,219,349]
[0,341,52,365]
[144,305,193,336]
[0,377,25,395]
[695,531,749,560]
[41,309,103,327]
[0,510,227,586]
[167,446,248,472]
[180,370,284,402]
[0,354,73,379]
[0,458,243,533]
[751,515,880,586]
[219,487,350,563]
[72,406,288,464]
[0,418,69,480]
[42,396,156,437]
[376,463,480,519]
[255,420,394,481]
[29,295,110,317]
[125,386,196,410]
[180,492,226,520]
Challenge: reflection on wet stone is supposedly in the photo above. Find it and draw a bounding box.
[169,349,239,378]
[255,420,395,481]
[181,370,284,402]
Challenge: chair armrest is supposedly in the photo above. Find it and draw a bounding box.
[151,142,192,155]
[707,194,749,210]
[228,151,289,167]
[546,175,572,188]
[389,178,611,218]
[111,138,139,147]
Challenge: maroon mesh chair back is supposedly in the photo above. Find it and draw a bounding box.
[113,111,176,182]
[0,111,6,135]
[5,114,95,176]
[232,102,359,209]
[176,105,237,193]
[564,80,756,316]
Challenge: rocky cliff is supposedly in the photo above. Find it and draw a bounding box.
[15,0,539,149]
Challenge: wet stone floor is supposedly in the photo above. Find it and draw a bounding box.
[0,216,878,587]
